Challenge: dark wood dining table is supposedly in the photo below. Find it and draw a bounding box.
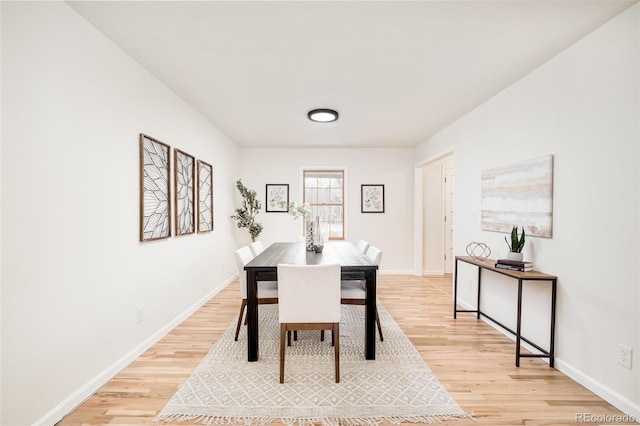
[244,241,379,362]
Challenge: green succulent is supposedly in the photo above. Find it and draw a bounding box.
[505,226,525,253]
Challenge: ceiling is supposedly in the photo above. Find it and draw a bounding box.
[68,0,637,149]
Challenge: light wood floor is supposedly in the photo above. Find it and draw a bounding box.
[58,275,636,425]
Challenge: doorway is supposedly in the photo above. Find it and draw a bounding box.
[421,154,454,275]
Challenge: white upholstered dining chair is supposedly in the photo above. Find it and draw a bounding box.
[233,245,278,341]
[277,263,341,384]
[340,245,384,341]
[356,240,370,254]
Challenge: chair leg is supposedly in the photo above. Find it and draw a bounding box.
[376,308,384,341]
[333,323,340,383]
[320,330,325,341]
[280,324,287,383]
[234,300,247,341]
[286,330,298,346]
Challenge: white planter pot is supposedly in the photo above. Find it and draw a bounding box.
[506,252,523,261]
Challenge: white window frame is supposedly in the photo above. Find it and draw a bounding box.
[300,166,347,241]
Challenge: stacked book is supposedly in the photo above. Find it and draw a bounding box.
[495,258,533,272]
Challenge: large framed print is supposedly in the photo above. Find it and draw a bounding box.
[197,160,213,233]
[361,184,385,213]
[174,148,195,236]
[481,154,553,238]
[265,184,289,212]
[139,134,171,241]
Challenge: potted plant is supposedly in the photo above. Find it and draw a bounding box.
[230,179,263,242]
[279,201,320,251]
[280,201,313,221]
[505,226,525,261]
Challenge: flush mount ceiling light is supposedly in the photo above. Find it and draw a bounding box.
[308,108,339,123]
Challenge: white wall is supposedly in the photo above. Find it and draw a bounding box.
[1,2,240,424]
[416,4,640,415]
[422,154,454,274]
[240,149,414,273]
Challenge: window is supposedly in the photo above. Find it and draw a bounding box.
[303,170,344,240]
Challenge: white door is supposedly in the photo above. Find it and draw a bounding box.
[444,168,454,274]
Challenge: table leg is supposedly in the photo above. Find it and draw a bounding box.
[476,266,482,319]
[247,270,259,362]
[515,279,523,367]
[549,279,557,368]
[364,269,377,360]
[453,258,459,319]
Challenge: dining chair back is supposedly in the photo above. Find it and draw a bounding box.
[235,246,254,299]
[356,240,370,254]
[233,246,278,341]
[340,244,384,341]
[249,240,265,257]
[277,263,341,383]
[366,245,382,266]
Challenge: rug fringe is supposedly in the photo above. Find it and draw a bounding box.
[155,413,473,425]
[282,414,473,426]
[154,414,277,425]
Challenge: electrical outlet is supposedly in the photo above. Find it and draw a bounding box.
[137,305,145,323]
[617,343,632,369]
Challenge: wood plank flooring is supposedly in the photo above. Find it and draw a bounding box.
[58,275,637,425]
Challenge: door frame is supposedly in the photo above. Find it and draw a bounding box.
[443,167,454,274]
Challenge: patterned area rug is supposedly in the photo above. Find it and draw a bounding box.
[155,302,468,425]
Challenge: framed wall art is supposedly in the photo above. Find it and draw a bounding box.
[265,184,289,212]
[361,184,385,213]
[197,160,213,233]
[481,154,553,238]
[139,133,171,242]
[174,148,195,236]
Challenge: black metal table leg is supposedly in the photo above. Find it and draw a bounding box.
[364,269,376,360]
[476,267,482,319]
[515,278,523,367]
[247,270,259,362]
[453,258,459,319]
[549,279,557,368]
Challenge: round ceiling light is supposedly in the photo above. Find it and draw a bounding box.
[308,108,339,123]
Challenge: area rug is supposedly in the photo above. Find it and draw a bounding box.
[155,302,468,425]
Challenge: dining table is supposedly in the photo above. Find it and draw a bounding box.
[244,241,379,362]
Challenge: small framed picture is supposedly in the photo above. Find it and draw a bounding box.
[361,184,385,213]
[265,184,289,212]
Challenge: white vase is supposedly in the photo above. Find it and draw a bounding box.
[313,216,325,253]
[305,219,315,251]
[506,252,523,261]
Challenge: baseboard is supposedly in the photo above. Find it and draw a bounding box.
[423,269,444,275]
[554,358,640,419]
[455,298,640,419]
[380,269,415,275]
[34,274,237,426]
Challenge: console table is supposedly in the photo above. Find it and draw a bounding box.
[453,255,557,368]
